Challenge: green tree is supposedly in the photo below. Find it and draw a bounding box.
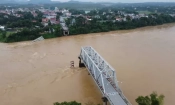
[2,31,6,39]
[54,25,62,37]
[56,15,60,21]
[54,101,81,105]
[126,16,131,21]
[48,20,52,26]
[76,16,86,26]
[0,29,6,41]
[69,9,85,15]
[136,92,165,105]
[23,12,34,20]
[88,10,97,16]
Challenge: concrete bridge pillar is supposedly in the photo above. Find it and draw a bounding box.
[102,97,108,105]
[78,57,85,67]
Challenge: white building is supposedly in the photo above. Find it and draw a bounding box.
[0,26,5,30]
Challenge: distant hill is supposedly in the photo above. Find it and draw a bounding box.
[28,0,51,4]
[67,0,94,4]
[0,1,175,9]
[0,0,17,4]
[68,0,80,3]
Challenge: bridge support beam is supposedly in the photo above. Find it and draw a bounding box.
[102,97,108,105]
[78,57,85,67]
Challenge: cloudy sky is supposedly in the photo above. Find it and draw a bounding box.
[52,0,175,3]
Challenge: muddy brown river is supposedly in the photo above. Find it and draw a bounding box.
[0,23,175,105]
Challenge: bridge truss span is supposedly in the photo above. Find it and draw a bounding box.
[79,46,131,105]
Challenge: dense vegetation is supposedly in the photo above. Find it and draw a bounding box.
[0,29,6,42]
[67,13,175,35]
[0,24,62,43]
[136,92,165,105]
[0,10,63,42]
[53,92,165,105]
[53,101,81,105]
[0,11,43,28]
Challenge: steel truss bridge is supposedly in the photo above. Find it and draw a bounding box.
[79,46,131,105]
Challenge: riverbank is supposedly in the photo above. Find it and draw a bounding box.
[68,22,175,37]
[0,22,175,44]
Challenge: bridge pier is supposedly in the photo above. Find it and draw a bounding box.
[78,57,85,67]
[102,97,108,105]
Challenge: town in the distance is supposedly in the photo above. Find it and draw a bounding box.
[0,1,175,43]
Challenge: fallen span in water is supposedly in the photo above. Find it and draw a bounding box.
[33,36,44,42]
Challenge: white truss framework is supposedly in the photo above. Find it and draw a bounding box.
[79,46,131,105]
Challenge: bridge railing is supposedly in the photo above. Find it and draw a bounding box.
[79,46,132,105]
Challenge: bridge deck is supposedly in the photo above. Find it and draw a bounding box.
[79,47,131,105]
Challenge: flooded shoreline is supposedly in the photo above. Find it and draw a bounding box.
[0,23,175,105]
[1,22,175,45]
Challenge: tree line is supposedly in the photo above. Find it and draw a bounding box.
[0,11,43,28]
[68,13,175,35]
[0,24,62,43]
[53,92,164,105]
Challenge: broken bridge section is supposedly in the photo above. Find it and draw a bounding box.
[79,46,131,105]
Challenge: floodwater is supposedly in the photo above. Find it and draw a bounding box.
[0,23,175,105]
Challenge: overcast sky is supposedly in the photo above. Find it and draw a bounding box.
[52,0,175,3]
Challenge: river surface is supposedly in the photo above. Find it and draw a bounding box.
[0,23,175,105]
